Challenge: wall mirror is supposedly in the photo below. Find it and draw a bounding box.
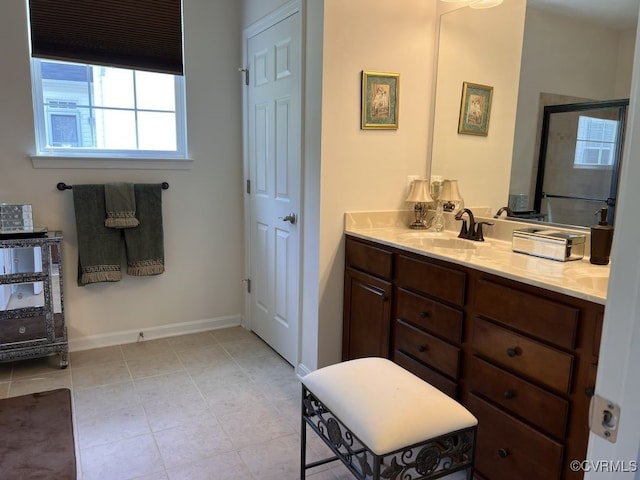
[431,0,639,229]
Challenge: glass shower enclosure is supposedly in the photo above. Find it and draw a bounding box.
[533,99,628,227]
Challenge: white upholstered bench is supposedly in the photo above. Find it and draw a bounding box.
[300,357,477,480]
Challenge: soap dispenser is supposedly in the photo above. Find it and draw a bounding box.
[590,208,614,265]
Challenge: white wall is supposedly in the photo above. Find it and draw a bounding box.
[314,0,437,368]
[430,0,527,213]
[509,7,635,198]
[0,0,244,349]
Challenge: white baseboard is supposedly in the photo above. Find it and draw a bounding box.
[68,314,242,352]
[296,362,312,378]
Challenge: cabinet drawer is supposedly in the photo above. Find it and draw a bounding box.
[345,237,393,280]
[468,393,563,480]
[0,316,47,344]
[475,279,578,350]
[394,319,460,379]
[472,317,574,393]
[395,288,463,343]
[468,356,569,439]
[395,254,466,306]
[393,350,457,398]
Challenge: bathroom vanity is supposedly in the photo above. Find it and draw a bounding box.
[343,213,606,480]
[0,232,68,368]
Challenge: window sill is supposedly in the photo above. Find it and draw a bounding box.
[31,155,194,170]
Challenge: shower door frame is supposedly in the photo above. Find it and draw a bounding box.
[533,99,629,226]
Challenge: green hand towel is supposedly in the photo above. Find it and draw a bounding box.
[124,184,165,276]
[104,182,140,228]
[72,185,122,286]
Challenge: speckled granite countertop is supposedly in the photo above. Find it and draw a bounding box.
[345,211,609,305]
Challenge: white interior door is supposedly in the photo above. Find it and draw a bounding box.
[584,8,640,475]
[245,7,301,366]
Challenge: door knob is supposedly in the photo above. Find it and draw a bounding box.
[279,213,297,224]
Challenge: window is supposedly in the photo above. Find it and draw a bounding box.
[574,116,618,168]
[31,59,187,159]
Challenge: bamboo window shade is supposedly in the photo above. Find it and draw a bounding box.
[28,0,184,75]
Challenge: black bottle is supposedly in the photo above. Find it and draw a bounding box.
[590,208,614,265]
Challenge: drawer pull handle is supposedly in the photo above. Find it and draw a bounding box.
[506,347,520,358]
[19,326,26,334]
[503,390,515,400]
[418,345,428,353]
[419,311,429,319]
[497,448,509,459]
[585,386,595,397]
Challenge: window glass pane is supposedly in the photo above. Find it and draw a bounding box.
[582,149,600,164]
[574,116,617,167]
[41,61,90,82]
[43,85,89,111]
[94,110,137,149]
[135,71,176,111]
[92,66,135,109]
[32,58,186,158]
[137,112,177,150]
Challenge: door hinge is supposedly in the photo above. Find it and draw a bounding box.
[238,67,249,86]
[246,179,251,194]
[242,278,251,293]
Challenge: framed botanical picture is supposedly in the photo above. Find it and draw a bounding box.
[361,71,399,129]
[458,82,493,136]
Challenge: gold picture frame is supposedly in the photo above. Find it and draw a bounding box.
[458,82,493,136]
[361,71,399,129]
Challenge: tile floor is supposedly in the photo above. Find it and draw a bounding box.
[0,326,351,480]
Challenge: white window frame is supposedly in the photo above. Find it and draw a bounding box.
[30,59,192,169]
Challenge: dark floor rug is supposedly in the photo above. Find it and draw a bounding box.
[0,388,76,479]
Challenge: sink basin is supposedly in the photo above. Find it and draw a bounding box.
[402,237,479,250]
[396,231,442,240]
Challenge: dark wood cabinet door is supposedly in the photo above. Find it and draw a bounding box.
[342,268,391,360]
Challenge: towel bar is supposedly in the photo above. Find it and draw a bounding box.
[56,182,169,191]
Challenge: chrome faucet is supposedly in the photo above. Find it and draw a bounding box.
[455,208,493,241]
[494,206,514,218]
